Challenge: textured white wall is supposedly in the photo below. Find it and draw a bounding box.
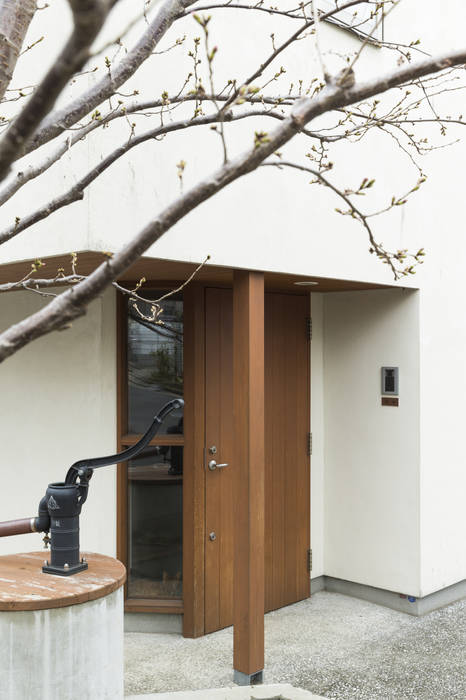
[0,0,91,268]
[0,289,117,558]
[81,7,415,287]
[384,1,466,596]
[0,0,433,289]
[418,275,466,596]
[323,289,421,595]
[386,1,466,597]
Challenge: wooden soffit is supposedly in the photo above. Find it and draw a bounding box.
[0,251,394,294]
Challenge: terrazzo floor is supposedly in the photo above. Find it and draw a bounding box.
[125,591,466,699]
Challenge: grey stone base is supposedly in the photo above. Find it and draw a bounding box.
[310,575,326,594]
[126,685,326,699]
[124,613,183,634]
[311,574,466,616]
[124,576,466,633]
[233,669,264,686]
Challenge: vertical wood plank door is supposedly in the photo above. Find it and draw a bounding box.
[264,292,310,612]
[204,288,310,634]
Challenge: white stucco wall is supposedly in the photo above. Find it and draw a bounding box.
[418,271,466,596]
[0,0,434,288]
[3,0,463,289]
[312,283,466,597]
[0,0,91,266]
[79,4,419,287]
[323,289,421,596]
[0,289,117,558]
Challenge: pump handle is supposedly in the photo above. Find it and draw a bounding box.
[0,398,184,539]
[65,398,184,484]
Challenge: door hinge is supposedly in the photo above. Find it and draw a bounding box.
[307,432,312,456]
[306,317,312,341]
[307,548,313,573]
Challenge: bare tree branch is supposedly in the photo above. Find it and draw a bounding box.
[0,0,111,181]
[0,0,37,101]
[0,93,305,206]
[0,254,209,296]
[218,0,367,116]
[190,0,429,59]
[188,2,311,20]
[9,75,457,210]
[1,45,466,362]
[90,0,161,58]
[0,117,105,206]
[0,273,84,293]
[0,107,284,243]
[22,0,197,158]
[262,159,424,278]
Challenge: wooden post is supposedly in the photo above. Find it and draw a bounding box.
[233,270,265,685]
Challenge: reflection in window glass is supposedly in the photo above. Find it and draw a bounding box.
[127,294,183,435]
[128,447,183,599]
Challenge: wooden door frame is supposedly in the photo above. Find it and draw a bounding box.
[182,283,206,637]
[116,284,203,626]
[116,281,310,638]
[116,291,128,601]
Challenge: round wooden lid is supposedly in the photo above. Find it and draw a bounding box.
[0,551,126,611]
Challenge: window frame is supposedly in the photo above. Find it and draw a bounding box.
[319,1,383,41]
[117,287,186,615]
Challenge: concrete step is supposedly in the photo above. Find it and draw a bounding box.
[126,684,326,700]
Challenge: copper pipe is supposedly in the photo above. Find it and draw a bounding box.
[0,517,35,537]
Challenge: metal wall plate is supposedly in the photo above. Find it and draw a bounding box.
[381,367,399,396]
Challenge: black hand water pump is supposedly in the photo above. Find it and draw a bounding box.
[0,398,184,576]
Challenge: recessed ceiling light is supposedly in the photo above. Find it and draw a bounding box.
[293,280,319,286]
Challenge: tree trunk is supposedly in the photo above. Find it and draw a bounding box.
[0,0,36,102]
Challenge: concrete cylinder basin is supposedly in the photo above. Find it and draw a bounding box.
[0,551,126,700]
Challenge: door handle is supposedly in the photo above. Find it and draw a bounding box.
[208,460,229,471]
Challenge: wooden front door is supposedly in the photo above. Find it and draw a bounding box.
[204,288,310,634]
[205,288,235,633]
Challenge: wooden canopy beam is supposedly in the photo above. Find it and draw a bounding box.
[233,270,265,685]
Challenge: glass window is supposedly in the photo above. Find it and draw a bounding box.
[127,446,183,599]
[319,1,381,39]
[127,293,183,435]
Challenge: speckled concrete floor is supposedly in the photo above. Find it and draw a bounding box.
[125,591,466,699]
